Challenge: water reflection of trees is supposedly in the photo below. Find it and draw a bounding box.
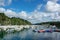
[0,29,7,39]
[0,27,29,39]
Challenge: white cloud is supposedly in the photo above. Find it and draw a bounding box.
[7,0,12,5]
[49,0,58,2]
[44,0,58,2]
[0,8,28,19]
[18,11,28,19]
[36,4,42,10]
[4,9,17,18]
[0,7,60,24]
[0,8,5,13]
[26,8,60,23]
[0,0,12,6]
[46,1,60,12]
[0,0,5,6]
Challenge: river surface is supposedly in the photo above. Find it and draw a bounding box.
[0,25,60,40]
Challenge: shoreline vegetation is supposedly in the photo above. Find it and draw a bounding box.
[0,13,31,25]
[0,13,32,39]
[0,13,60,29]
[0,25,32,38]
[0,13,60,27]
[35,21,60,28]
[0,13,60,38]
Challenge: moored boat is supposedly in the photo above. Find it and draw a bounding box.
[38,30,45,33]
[54,29,60,32]
[33,30,38,32]
[33,29,60,33]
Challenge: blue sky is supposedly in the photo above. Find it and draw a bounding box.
[0,0,47,12]
[0,0,60,24]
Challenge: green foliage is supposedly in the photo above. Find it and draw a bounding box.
[35,21,60,28]
[0,13,31,25]
[0,29,7,38]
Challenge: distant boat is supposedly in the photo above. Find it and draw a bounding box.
[33,30,38,32]
[32,29,60,33]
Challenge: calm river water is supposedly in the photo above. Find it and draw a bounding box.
[0,25,60,40]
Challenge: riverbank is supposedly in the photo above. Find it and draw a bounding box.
[0,25,60,40]
[0,25,58,33]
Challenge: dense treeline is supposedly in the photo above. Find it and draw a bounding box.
[0,13,31,25]
[35,21,60,28]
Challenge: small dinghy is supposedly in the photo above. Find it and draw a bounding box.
[45,29,52,33]
[37,29,52,33]
[33,29,60,33]
[54,29,60,32]
[33,30,38,32]
[38,30,45,33]
[33,29,52,33]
